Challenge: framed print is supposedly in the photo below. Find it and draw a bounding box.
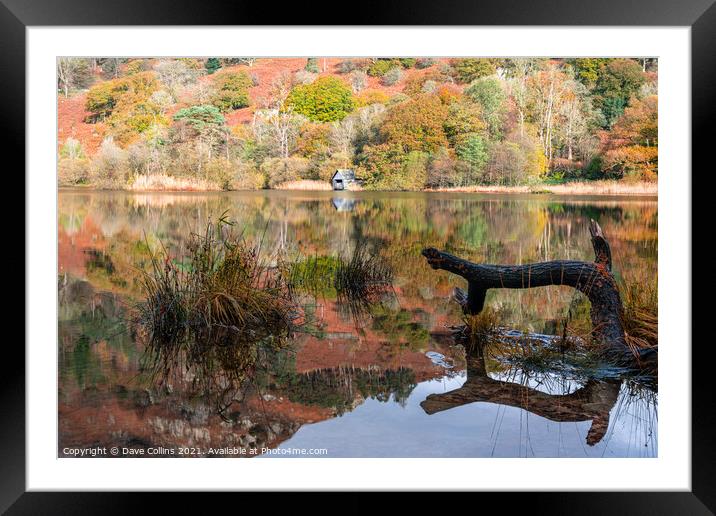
[6,0,712,511]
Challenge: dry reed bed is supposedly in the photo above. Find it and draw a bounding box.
[429,180,657,196]
[128,174,223,191]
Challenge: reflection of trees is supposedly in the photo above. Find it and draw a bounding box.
[59,192,656,291]
[262,356,417,415]
[420,351,623,446]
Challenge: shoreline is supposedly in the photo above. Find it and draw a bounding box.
[60,180,657,196]
[425,181,657,196]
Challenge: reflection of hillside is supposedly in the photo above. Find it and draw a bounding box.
[57,191,657,456]
[266,365,418,415]
[58,217,107,277]
[57,277,455,456]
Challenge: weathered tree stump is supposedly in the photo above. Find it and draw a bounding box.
[422,220,634,362]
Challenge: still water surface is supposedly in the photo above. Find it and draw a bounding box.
[58,190,657,458]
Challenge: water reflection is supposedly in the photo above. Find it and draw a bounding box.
[421,352,622,446]
[58,190,657,457]
[331,196,357,212]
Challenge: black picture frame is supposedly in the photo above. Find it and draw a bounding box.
[6,0,712,512]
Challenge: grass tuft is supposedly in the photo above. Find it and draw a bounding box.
[334,241,394,319]
[459,307,501,352]
[619,274,658,358]
[136,214,297,412]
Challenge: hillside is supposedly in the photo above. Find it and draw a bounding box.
[57,57,658,191]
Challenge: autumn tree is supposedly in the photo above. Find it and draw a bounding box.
[450,58,499,84]
[212,71,252,111]
[601,95,658,179]
[592,58,646,128]
[527,64,570,165]
[569,58,608,88]
[380,94,448,153]
[349,70,367,93]
[286,76,355,122]
[169,105,231,180]
[443,100,485,146]
[357,143,427,190]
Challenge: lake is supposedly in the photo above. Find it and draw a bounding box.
[58,190,657,458]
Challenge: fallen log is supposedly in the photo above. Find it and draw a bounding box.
[422,220,634,362]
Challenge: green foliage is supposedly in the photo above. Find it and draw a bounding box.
[464,77,507,137]
[173,104,225,129]
[584,156,605,179]
[60,137,86,160]
[372,307,429,348]
[569,58,608,88]
[99,58,126,79]
[286,76,355,122]
[205,57,221,74]
[212,71,252,111]
[443,100,485,146]
[260,157,310,187]
[358,144,428,190]
[305,58,320,73]
[593,58,646,128]
[85,79,130,121]
[367,59,393,77]
[289,255,341,298]
[451,58,499,83]
[85,72,166,144]
[456,134,489,171]
[398,58,417,68]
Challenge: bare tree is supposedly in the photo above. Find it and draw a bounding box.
[558,80,591,161]
[507,58,540,138]
[57,58,92,97]
[330,117,356,161]
[252,73,304,158]
[349,70,367,93]
[154,59,199,101]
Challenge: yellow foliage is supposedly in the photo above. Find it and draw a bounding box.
[355,89,390,107]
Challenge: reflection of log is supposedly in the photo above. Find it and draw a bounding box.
[420,354,621,446]
[422,220,630,360]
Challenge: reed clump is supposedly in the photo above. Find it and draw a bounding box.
[619,274,658,358]
[137,215,297,410]
[459,307,501,352]
[334,241,395,316]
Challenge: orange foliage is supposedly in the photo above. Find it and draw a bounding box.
[602,95,658,179]
[380,94,449,152]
